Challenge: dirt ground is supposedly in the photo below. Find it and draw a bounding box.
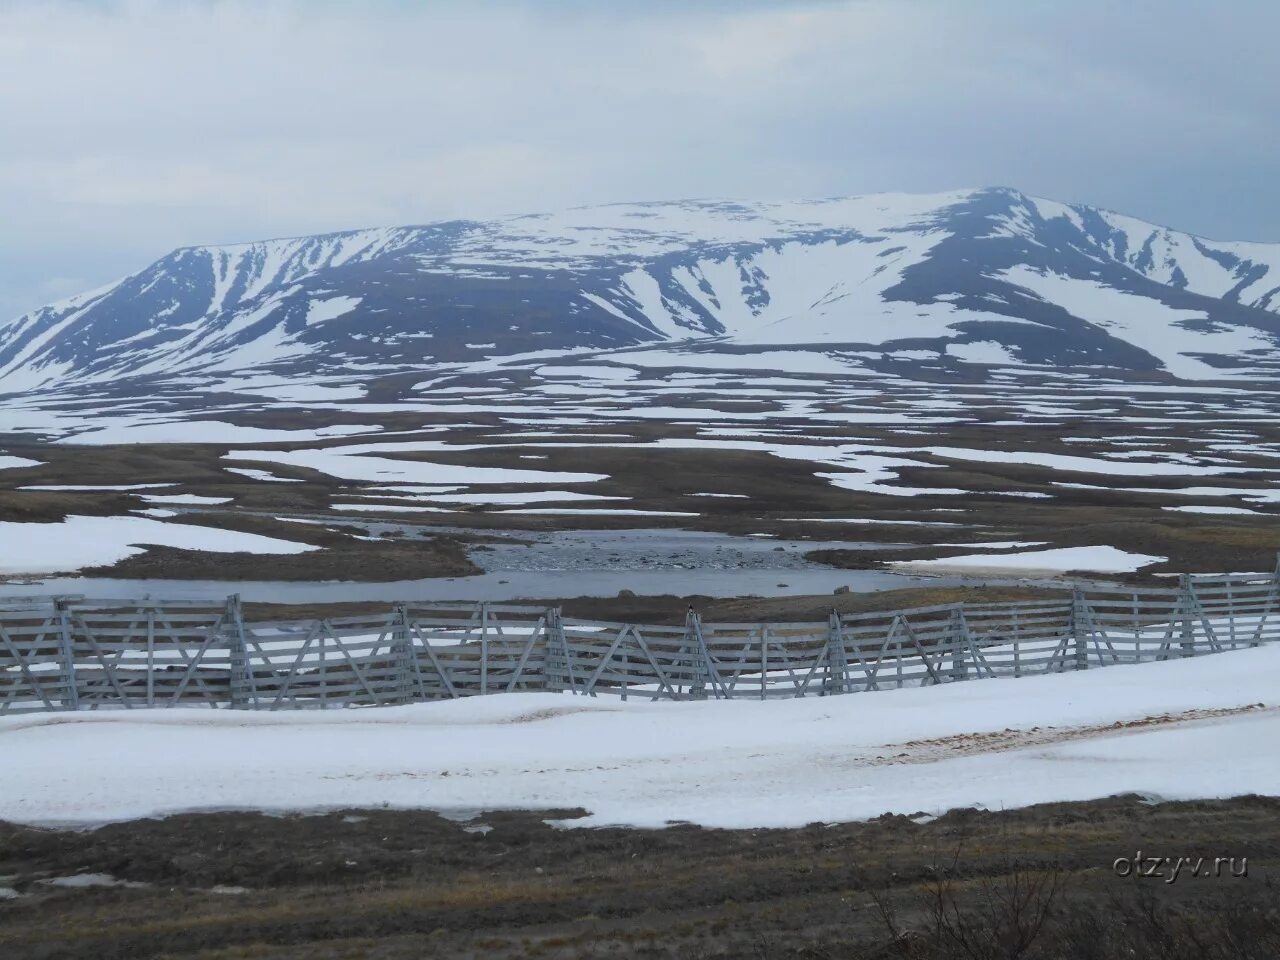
[241,584,1066,626]
[2,795,1277,959]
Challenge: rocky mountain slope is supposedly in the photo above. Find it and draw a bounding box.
[3,187,1279,393]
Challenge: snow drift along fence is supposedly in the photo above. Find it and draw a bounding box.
[2,570,1279,713]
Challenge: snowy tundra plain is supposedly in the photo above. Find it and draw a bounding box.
[2,643,1276,829]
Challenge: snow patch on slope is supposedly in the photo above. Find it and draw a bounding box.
[1001,266,1275,379]
[305,296,362,325]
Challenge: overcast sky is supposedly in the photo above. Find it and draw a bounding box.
[2,0,1277,321]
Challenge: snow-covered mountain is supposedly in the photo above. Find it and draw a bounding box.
[4,186,1280,392]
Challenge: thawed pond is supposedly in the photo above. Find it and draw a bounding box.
[0,528,955,603]
[471,528,902,573]
[0,567,952,604]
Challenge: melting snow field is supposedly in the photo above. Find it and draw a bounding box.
[58,420,376,446]
[224,448,607,486]
[2,644,1278,828]
[0,455,43,470]
[891,545,1165,575]
[0,516,315,574]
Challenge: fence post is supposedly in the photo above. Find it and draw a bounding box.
[1178,575,1196,657]
[540,607,556,693]
[54,597,78,711]
[393,602,416,704]
[825,610,848,696]
[1262,554,1280,648]
[479,602,489,696]
[949,606,969,682]
[145,605,156,708]
[759,625,769,701]
[683,608,707,700]
[224,594,250,709]
[692,608,724,699]
[546,606,575,694]
[1071,587,1088,671]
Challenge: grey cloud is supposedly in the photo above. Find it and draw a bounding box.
[1,0,1277,321]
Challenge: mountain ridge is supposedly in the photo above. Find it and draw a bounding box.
[4,187,1280,393]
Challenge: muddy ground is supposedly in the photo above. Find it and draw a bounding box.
[1,795,1277,959]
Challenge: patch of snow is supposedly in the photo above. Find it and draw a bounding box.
[0,515,318,575]
[141,494,233,505]
[21,483,176,491]
[224,467,304,483]
[499,508,700,517]
[225,448,608,486]
[1163,505,1261,516]
[616,348,871,376]
[892,545,1164,575]
[305,296,361,325]
[427,491,627,505]
[60,421,373,446]
[1001,266,1275,380]
[0,456,43,471]
[946,340,1019,365]
[536,365,637,381]
[929,446,1261,478]
[4,644,1280,828]
[330,503,453,513]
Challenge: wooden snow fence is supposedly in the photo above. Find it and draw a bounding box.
[1072,572,1280,666]
[551,613,708,699]
[0,598,77,713]
[2,568,1279,714]
[403,602,552,699]
[237,609,406,709]
[0,596,239,712]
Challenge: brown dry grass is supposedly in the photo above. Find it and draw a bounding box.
[0,796,1275,959]
[240,585,1065,625]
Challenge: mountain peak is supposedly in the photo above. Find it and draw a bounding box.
[2,190,1279,394]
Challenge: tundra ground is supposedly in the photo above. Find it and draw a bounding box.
[1,796,1277,959]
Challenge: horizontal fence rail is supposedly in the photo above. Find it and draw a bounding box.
[3,569,1279,714]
